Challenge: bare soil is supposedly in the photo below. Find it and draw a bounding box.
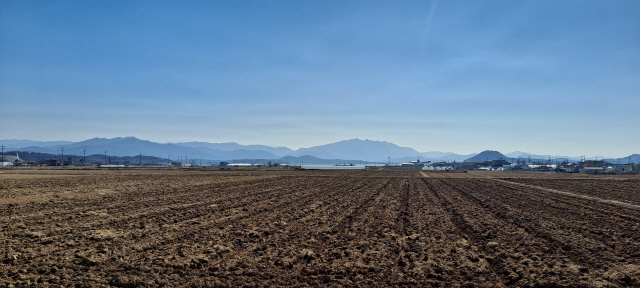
[1,169,639,287]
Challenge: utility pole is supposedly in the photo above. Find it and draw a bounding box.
[61,147,64,167]
[1,144,4,167]
[104,150,107,165]
[83,149,86,165]
[168,154,170,165]
[139,152,143,166]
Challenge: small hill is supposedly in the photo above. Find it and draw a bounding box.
[465,150,508,162]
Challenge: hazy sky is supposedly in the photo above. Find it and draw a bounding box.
[1,0,638,157]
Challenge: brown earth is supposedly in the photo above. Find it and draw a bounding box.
[1,169,639,287]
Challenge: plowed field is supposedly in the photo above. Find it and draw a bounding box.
[1,170,639,287]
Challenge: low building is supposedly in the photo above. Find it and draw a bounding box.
[383,165,423,171]
[581,167,604,173]
[608,165,633,172]
[559,163,579,173]
[2,153,26,166]
[436,166,454,170]
[460,161,478,170]
[511,165,531,171]
[402,159,428,167]
[39,159,61,166]
[536,166,553,172]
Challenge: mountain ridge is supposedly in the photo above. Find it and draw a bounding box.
[294,138,421,161]
[4,137,421,162]
[3,137,636,163]
[175,141,295,157]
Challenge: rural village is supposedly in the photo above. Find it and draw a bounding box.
[2,151,638,175]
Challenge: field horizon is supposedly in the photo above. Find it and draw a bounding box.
[1,169,638,287]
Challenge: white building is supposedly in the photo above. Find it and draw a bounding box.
[582,167,604,173]
[608,165,633,172]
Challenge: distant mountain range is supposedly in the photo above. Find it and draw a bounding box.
[1,140,74,147]
[2,137,637,164]
[2,137,433,163]
[505,151,579,163]
[295,139,420,161]
[174,141,294,157]
[603,154,640,164]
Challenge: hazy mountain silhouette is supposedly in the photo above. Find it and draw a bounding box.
[603,154,640,164]
[504,151,534,158]
[504,151,579,162]
[295,139,420,161]
[175,141,294,157]
[211,149,277,160]
[4,137,633,164]
[433,153,479,162]
[14,137,213,159]
[6,137,423,162]
[419,151,453,159]
[388,153,479,164]
[2,139,73,149]
[12,137,282,161]
[279,155,330,163]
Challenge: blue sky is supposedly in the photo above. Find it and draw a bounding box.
[1,0,638,157]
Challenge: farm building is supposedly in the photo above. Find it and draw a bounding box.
[402,159,428,167]
[581,167,604,173]
[1,153,26,166]
[606,165,633,172]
